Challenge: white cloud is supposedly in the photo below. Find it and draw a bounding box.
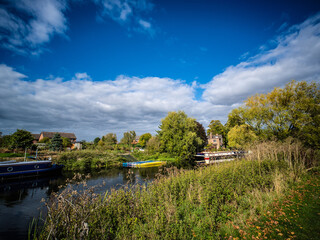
[95,0,155,35]
[202,13,320,105]
[0,0,68,55]
[0,64,229,140]
[139,19,151,29]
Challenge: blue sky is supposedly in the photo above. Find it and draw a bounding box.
[0,0,320,141]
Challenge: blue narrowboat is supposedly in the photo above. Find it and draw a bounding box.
[0,160,63,180]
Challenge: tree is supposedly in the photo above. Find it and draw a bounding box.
[230,80,320,148]
[158,111,203,161]
[0,135,12,148]
[227,124,258,149]
[93,137,100,145]
[62,137,72,148]
[103,133,117,145]
[195,121,207,152]
[39,137,50,144]
[121,131,136,145]
[139,133,152,148]
[207,120,225,136]
[11,129,33,150]
[146,136,161,154]
[50,133,63,151]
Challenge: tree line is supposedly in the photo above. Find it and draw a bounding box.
[1,80,318,162]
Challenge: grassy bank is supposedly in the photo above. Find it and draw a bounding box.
[55,150,126,171]
[226,169,320,239]
[33,158,297,239]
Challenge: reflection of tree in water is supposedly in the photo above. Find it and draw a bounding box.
[0,188,29,206]
[137,167,159,180]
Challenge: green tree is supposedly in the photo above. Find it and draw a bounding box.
[207,120,225,136]
[50,133,63,151]
[0,135,12,148]
[121,131,136,146]
[103,133,117,145]
[195,121,207,152]
[93,137,100,145]
[11,129,33,150]
[227,124,258,149]
[146,136,161,154]
[231,80,320,148]
[62,137,72,148]
[158,111,203,161]
[39,137,50,144]
[139,133,152,148]
[225,108,245,131]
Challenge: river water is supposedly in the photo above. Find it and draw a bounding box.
[0,167,159,240]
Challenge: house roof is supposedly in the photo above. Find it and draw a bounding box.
[32,134,40,140]
[40,132,77,139]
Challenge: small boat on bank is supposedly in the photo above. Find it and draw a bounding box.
[0,160,63,180]
[123,160,165,168]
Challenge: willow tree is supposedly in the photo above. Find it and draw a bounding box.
[158,111,203,161]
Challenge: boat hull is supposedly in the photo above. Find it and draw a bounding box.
[0,161,63,180]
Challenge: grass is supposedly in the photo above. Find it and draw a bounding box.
[32,159,295,239]
[31,140,320,239]
[0,152,27,158]
[226,168,320,240]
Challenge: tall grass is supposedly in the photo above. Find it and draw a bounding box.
[246,138,319,176]
[33,158,294,239]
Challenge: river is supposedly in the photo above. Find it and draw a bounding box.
[0,167,160,240]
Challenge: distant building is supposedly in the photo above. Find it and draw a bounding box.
[132,136,140,144]
[207,133,223,150]
[72,141,82,150]
[38,132,77,143]
[32,134,40,144]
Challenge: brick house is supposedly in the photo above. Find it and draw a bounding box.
[207,133,223,150]
[38,132,77,143]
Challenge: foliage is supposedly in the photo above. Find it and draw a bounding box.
[11,129,33,150]
[93,137,100,145]
[103,133,117,145]
[50,133,63,151]
[207,120,226,136]
[146,136,161,154]
[228,80,320,149]
[55,150,122,170]
[158,111,203,162]
[227,124,258,149]
[195,121,207,151]
[139,133,152,148]
[39,137,50,144]
[120,131,136,145]
[34,158,297,240]
[0,135,12,148]
[61,137,72,148]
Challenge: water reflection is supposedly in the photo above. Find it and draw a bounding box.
[0,167,159,240]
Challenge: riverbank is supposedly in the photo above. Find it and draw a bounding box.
[31,157,320,240]
[54,150,128,170]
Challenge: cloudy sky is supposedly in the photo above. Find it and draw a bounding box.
[0,0,320,141]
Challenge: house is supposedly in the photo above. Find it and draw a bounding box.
[39,132,77,143]
[207,133,223,150]
[132,136,140,144]
[71,141,82,150]
[31,134,40,144]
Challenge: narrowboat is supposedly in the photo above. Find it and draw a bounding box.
[0,159,63,180]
